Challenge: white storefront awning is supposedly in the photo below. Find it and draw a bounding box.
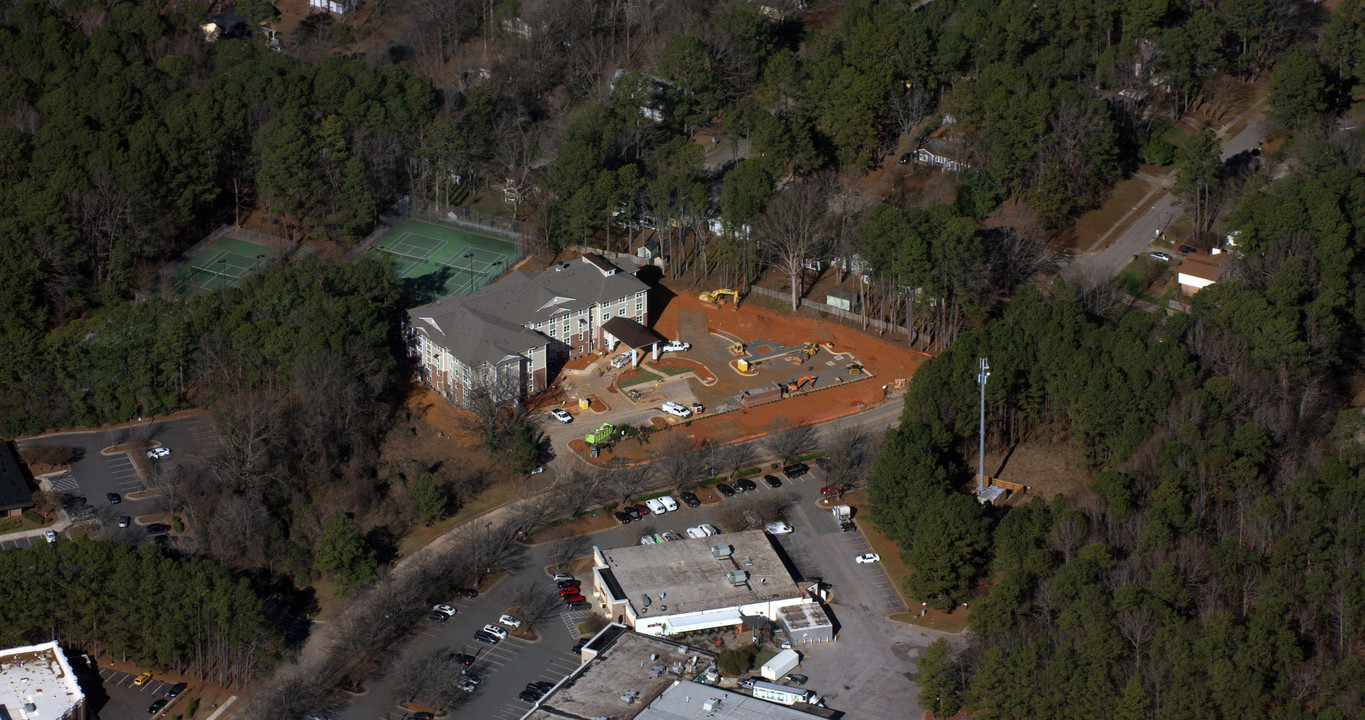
[661,609,743,634]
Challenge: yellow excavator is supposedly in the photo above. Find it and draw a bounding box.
[699,288,741,307]
[800,342,820,360]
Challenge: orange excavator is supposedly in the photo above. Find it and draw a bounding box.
[785,375,815,392]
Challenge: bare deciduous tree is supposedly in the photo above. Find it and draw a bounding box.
[453,371,536,451]
[822,426,872,487]
[758,179,829,311]
[549,536,591,572]
[887,88,936,137]
[655,434,708,492]
[507,581,569,631]
[764,417,817,465]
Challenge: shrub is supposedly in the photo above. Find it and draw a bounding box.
[717,646,757,675]
[186,698,199,717]
[23,510,45,524]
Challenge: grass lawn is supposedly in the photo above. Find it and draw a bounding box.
[617,368,662,389]
[394,482,518,559]
[0,517,23,535]
[646,362,692,376]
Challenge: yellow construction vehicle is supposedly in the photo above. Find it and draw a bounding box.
[728,341,747,356]
[822,342,835,352]
[699,288,741,307]
[800,342,819,360]
[847,364,864,376]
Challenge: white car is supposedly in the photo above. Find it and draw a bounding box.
[660,530,682,542]
[661,401,692,418]
[610,352,633,369]
[433,604,458,618]
[854,553,881,564]
[661,341,691,352]
[549,408,573,423]
[146,447,171,460]
[482,624,508,639]
[499,614,522,629]
[1149,251,1172,263]
[43,530,57,543]
[645,498,667,515]
[659,496,679,512]
[553,573,575,582]
[686,526,708,539]
[765,522,793,535]
[697,523,719,536]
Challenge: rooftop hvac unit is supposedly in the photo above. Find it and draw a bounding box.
[703,697,722,711]
[711,544,734,559]
[727,570,749,585]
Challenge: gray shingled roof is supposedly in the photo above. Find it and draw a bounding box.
[409,255,649,367]
[0,442,33,512]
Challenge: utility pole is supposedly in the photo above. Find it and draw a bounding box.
[976,357,990,496]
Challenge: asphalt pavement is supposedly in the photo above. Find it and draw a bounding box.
[16,414,219,544]
[334,458,940,720]
[1064,98,1270,282]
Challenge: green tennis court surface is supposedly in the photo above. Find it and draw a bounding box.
[174,234,277,294]
[367,219,519,302]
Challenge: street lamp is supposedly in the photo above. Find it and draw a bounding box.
[976,358,990,496]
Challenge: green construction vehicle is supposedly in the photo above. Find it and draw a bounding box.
[585,423,616,444]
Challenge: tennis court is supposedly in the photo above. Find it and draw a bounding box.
[368,218,519,302]
[174,233,278,294]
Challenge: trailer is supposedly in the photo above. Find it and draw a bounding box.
[760,649,800,681]
[751,680,813,706]
[831,505,855,532]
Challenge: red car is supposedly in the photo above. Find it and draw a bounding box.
[562,593,585,603]
[559,587,580,596]
[632,503,650,516]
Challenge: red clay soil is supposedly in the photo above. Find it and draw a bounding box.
[653,281,926,383]
[570,281,929,466]
[585,395,609,412]
[649,357,716,382]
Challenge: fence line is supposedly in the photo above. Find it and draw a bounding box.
[392,195,529,256]
[746,285,924,341]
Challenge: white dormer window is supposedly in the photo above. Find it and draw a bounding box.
[419,317,441,332]
[537,296,577,313]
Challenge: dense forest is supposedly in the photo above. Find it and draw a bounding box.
[0,540,275,687]
[872,136,1365,717]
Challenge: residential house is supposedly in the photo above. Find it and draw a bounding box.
[1177,249,1231,296]
[407,255,650,405]
[915,137,969,172]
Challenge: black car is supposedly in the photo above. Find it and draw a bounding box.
[452,652,475,666]
[148,698,168,714]
[735,478,758,492]
[557,580,581,589]
[624,506,644,519]
[106,492,121,505]
[145,523,171,534]
[715,483,735,497]
[519,690,542,703]
[1178,244,1197,254]
[117,516,131,528]
[411,713,434,720]
[473,631,500,645]
[614,510,632,524]
[565,599,590,609]
[529,681,554,692]
[165,682,187,699]
[680,492,701,507]
[763,475,782,488]
[426,611,449,622]
[455,588,479,598]
[783,463,809,479]
[571,638,590,652]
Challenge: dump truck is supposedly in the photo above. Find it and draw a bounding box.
[761,649,800,681]
[831,505,855,532]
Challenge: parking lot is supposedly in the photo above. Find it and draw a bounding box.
[16,415,219,546]
[338,459,931,720]
[95,666,187,719]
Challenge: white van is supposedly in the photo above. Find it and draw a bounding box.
[659,496,679,512]
[661,401,692,418]
[645,498,667,515]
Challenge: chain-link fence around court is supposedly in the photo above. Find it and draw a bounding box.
[389,195,529,257]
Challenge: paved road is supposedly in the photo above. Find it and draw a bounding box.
[1065,100,1269,282]
[15,415,219,545]
[334,458,939,720]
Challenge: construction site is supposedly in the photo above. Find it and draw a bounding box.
[558,281,929,463]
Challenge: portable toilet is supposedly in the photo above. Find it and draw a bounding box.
[737,359,750,372]
[579,397,590,410]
